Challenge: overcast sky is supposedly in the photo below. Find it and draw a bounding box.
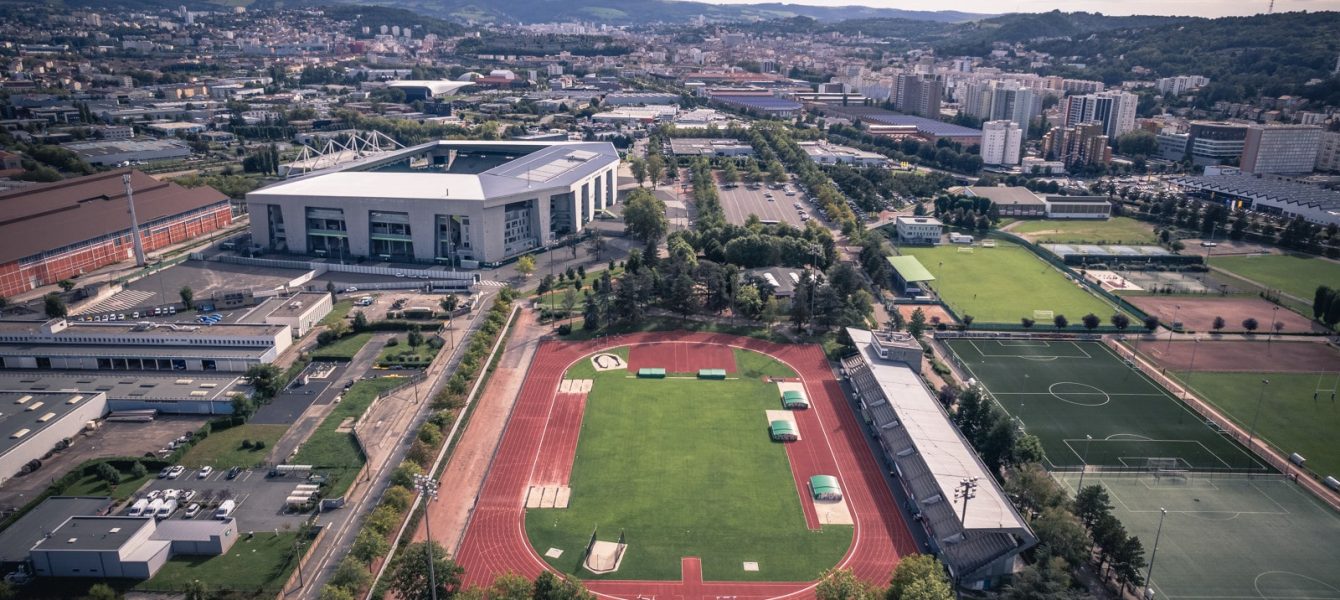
[697,0,1340,18]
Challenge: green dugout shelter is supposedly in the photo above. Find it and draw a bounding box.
[698,369,727,380]
[809,475,843,500]
[637,368,666,379]
[781,389,809,409]
[886,255,935,295]
[770,420,798,441]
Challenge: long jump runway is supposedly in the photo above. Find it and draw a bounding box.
[451,331,916,599]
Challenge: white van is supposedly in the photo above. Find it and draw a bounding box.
[157,499,178,520]
[128,498,149,517]
[146,498,165,517]
[214,499,236,519]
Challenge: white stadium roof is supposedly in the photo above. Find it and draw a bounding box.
[386,80,475,96]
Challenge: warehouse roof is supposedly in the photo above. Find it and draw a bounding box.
[886,256,936,282]
[0,496,114,563]
[31,516,153,552]
[0,169,228,264]
[0,390,106,459]
[955,186,1045,206]
[1172,174,1340,211]
[386,80,475,97]
[0,373,243,403]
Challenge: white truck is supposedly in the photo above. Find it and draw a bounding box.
[215,499,236,519]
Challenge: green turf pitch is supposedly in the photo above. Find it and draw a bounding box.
[526,351,851,582]
[1210,253,1340,301]
[899,243,1122,325]
[1010,216,1158,245]
[945,339,1267,471]
[1054,472,1340,600]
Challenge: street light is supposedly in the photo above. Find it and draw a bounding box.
[1166,304,1181,352]
[1144,507,1168,598]
[1269,306,1280,354]
[414,474,441,600]
[1248,379,1269,451]
[1183,338,1200,399]
[954,478,979,537]
[1077,434,1093,492]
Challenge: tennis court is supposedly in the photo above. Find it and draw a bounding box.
[1054,471,1340,600]
[944,338,1268,472]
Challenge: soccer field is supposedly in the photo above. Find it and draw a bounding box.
[945,339,1267,471]
[900,243,1124,325]
[1010,216,1157,245]
[1054,471,1340,600]
[525,351,851,582]
[1210,254,1340,300]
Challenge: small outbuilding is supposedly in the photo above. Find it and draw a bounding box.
[770,420,799,442]
[810,475,843,501]
[781,389,809,409]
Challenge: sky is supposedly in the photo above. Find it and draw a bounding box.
[698,0,1340,18]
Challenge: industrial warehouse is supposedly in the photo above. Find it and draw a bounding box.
[246,140,620,266]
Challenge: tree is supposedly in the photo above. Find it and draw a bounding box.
[1074,484,1113,530]
[351,527,390,563]
[1012,433,1046,465]
[1313,286,1334,320]
[44,293,67,318]
[96,462,122,485]
[886,554,952,600]
[646,154,665,187]
[1116,130,1158,156]
[1143,315,1160,332]
[622,188,668,245]
[130,461,148,479]
[817,567,882,600]
[515,255,536,278]
[997,556,1074,600]
[908,308,927,338]
[629,156,647,186]
[1110,313,1130,331]
[1325,296,1340,327]
[353,311,369,331]
[331,556,373,591]
[1032,506,1092,567]
[57,279,76,292]
[440,294,460,316]
[1212,316,1226,332]
[962,314,974,329]
[179,285,195,309]
[407,327,424,347]
[1020,317,1035,329]
[1004,463,1067,518]
[668,273,698,320]
[87,583,117,600]
[1113,536,1148,594]
[184,579,207,600]
[1053,314,1069,331]
[532,570,594,600]
[321,586,358,600]
[560,288,579,319]
[735,283,764,320]
[1081,313,1101,331]
[386,541,463,600]
[1242,317,1259,333]
[487,572,534,600]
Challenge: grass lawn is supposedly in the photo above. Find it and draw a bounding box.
[1183,371,1340,477]
[564,346,629,379]
[375,337,441,367]
[320,299,355,327]
[530,350,851,582]
[293,377,406,496]
[1210,254,1340,300]
[179,424,288,469]
[901,243,1123,325]
[310,332,374,360]
[63,467,154,501]
[138,532,304,594]
[1010,216,1157,245]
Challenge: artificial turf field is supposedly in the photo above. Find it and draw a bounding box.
[945,339,1267,471]
[1054,471,1340,600]
[899,243,1122,325]
[525,349,851,581]
[1210,253,1340,300]
[1010,216,1158,245]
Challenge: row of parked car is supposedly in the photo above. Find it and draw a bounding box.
[128,495,235,521]
[77,306,177,322]
[196,313,224,325]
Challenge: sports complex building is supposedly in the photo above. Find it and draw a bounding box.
[842,328,1035,589]
[0,169,233,298]
[247,141,620,266]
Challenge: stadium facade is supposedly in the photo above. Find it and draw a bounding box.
[247,141,620,266]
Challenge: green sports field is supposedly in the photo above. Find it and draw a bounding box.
[526,350,851,582]
[1182,371,1340,478]
[945,339,1267,471]
[1210,254,1340,300]
[1054,471,1340,600]
[899,243,1123,324]
[1010,216,1157,245]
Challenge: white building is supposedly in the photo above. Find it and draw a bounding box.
[895,216,944,245]
[797,141,889,167]
[980,120,1022,166]
[0,318,292,373]
[1155,75,1209,96]
[1318,131,1340,173]
[0,390,107,486]
[1043,196,1112,219]
[248,141,620,267]
[28,515,237,579]
[1241,124,1322,174]
[263,292,333,339]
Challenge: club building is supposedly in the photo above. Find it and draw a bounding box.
[247,141,620,267]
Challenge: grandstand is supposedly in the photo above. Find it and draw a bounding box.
[842,328,1035,588]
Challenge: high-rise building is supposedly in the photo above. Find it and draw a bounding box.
[1240,124,1323,174]
[1043,122,1111,170]
[895,73,941,119]
[1062,91,1137,139]
[989,86,1039,136]
[1316,131,1340,173]
[1155,75,1209,96]
[981,120,1022,166]
[1180,121,1248,165]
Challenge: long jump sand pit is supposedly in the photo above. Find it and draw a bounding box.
[1128,296,1317,333]
[1137,339,1340,373]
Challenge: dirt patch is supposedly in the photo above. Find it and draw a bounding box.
[895,304,957,327]
[1128,296,1319,333]
[1138,339,1340,373]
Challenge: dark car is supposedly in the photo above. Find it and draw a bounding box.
[226,466,242,480]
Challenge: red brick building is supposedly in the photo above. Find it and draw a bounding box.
[0,169,232,298]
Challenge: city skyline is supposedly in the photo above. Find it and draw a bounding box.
[696,0,1340,18]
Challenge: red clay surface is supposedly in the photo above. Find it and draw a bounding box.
[531,392,586,486]
[1136,338,1340,373]
[627,340,738,373]
[452,332,917,599]
[1128,296,1318,333]
[895,304,957,327]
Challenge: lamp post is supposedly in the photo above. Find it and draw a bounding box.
[1269,306,1280,354]
[1144,507,1168,599]
[954,478,979,537]
[414,474,441,600]
[1248,379,1269,451]
[1184,338,1200,399]
[1166,304,1181,352]
[1077,434,1093,492]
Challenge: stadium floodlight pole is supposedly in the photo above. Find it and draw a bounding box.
[1269,306,1280,354]
[1166,304,1180,352]
[1077,434,1093,492]
[954,477,979,537]
[1144,507,1168,598]
[414,474,441,600]
[1248,379,1269,451]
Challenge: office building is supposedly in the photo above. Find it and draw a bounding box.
[0,318,292,373]
[248,141,619,267]
[894,216,943,245]
[797,141,890,167]
[895,74,942,119]
[28,515,237,579]
[980,120,1022,166]
[0,390,108,486]
[0,169,232,298]
[63,140,192,166]
[1317,131,1340,173]
[1062,91,1137,139]
[1158,121,1250,165]
[262,292,333,339]
[1240,124,1323,174]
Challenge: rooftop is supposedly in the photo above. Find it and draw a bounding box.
[31,516,152,552]
[824,107,982,138]
[0,319,287,339]
[886,256,936,282]
[0,390,107,457]
[956,186,1045,206]
[0,372,243,403]
[63,139,190,157]
[0,496,114,563]
[1172,174,1340,211]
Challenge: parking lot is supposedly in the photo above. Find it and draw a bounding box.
[717,180,811,228]
[121,260,308,307]
[131,466,313,532]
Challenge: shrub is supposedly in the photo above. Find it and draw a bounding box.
[387,337,400,347]
[390,461,422,489]
[366,505,401,535]
[241,439,254,450]
[381,486,413,512]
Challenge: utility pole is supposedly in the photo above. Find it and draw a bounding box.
[1248,379,1269,450]
[123,173,147,267]
[1144,508,1168,598]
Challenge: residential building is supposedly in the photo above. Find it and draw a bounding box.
[1043,122,1111,169]
[1155,75,1209,96]
[980,120,1022,166]
[1240,124,1323,174]
[1062,91,1137,139]
[895,73,941,119]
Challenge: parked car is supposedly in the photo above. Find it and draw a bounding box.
[166,465,185,479]
[197,466,213,479]
[226,466,242,480]
[184,503,202,518]
[180,490,197,502]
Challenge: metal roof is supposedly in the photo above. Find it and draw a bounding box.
[0,496,114,563]
[31,516,153,552]
[0,372,243,403]
[1172,174,1340,211]
[886,256,936,282]
[770,420,797,435]
[809,474,841,495]
[0,390,106,458]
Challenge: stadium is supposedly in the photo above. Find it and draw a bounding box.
[246,140,620,267]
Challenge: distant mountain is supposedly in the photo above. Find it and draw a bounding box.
[932,10,1197,55]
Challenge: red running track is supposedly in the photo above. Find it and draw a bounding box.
[530,392,586,486]
[627,341,738,373]
[452,332,917,600]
